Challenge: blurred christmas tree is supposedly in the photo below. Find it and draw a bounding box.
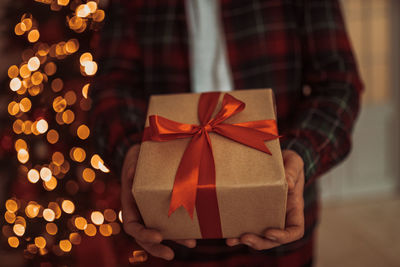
[0,1,146,265]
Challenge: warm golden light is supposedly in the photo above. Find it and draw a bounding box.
[91,211,104,225]
[19,64,31,78]
[15,139,27,151]
[27,169,40,183]
[90,154,102,169]
[118,210,123,223]
[35,236,46,249]
[74,217,87,230]
[68,16,83,30]
[5,199,18,213]
[82,61,98,75]
[8,236,19,248]
[5,211,16,224]
[79,52,92,65]
[44,62,57,76]
[17,148,29,164]
[57,0,69,6]
[15,216,26,227]
[104,209,117,222]
[8,101,19,116]
[99,224,112,237]
[40,167,52,182]
[84,223,97,236]
[25,202,40,218]
[48,202,62,219]
[76,4,91,18]
[52,152,64,166]
[62,109,75,124]
[93,9,105,22]
[46,223,58,235]
[53,96,67,113]
[59,240,72,252]
[69,233,81,245]
[8,65,19,78]
[71,147,86,162]
[61,200,75,214]
[82,83,90,98]
[13,119,25,134]
[10,77,22,91]
[13,224,25,237]
[64,90,76,105]
[51,78,64,92]
[28,85,41,96]
[47,129,59,144]
[65,39,79,54]
[44,176,57,191]
[19,97,32,112]
[43,208,55,222]
[87,1,98,13]
[36,119,48,134]
[28,29,40,43]
[22,18,32,31]
[14,23,25,36]
[25,120,34,135]
[98,161,110,173]
[31,71,43,85]
[28,56,40,71]
[77,124,90,140]
[82,168,95,183]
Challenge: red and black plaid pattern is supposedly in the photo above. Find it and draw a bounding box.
[91,0,363,266]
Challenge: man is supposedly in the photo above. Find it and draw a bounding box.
[92,0,363,266]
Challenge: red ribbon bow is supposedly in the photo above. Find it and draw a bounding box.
[143,92,279,238]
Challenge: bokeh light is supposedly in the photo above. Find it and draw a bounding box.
[28,56,40,71]
[5,199,18,213]
[17,148,29,164]
[43,208,55,222]
[8,237,20,248]
[46,223,58,235]
[82,168,95,182]
[84,223,96,236]
[28,29,40,43]
[27,169,40,183]
[40,167,52,182]
[59,240,72,252]
[74,217,87,230]
[10,78,22,91]
[77,124,90,139]
[46,129,59,144]
[34,236,46,249]
[90,211,104,225]
[61,200,75,214]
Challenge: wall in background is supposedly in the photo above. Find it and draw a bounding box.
[320,0,400,201]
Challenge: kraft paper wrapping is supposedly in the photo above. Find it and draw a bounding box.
[132,89,287,239]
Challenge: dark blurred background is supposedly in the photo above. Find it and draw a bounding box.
[0,0,399,267]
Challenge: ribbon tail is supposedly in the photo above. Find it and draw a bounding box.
[196,132,223,238]
[168,133,206,219]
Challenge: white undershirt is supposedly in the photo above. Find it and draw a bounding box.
[186,0,233,93]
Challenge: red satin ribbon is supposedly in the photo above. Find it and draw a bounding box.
[142,92,279,238]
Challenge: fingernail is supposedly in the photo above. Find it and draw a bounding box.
[266,235,277,241]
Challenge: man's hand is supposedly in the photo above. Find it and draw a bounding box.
[226,149,305,250]
[121,144,196,260]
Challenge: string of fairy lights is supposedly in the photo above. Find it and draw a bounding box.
[4,0,147,263]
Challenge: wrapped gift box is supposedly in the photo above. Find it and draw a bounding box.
[132,89,287,239]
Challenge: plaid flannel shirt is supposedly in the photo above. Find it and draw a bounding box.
[91,0,363,266]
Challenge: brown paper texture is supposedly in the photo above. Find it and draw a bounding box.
[132,89,287,239]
